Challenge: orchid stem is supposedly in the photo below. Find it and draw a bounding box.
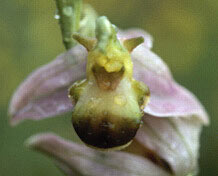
[55,0,82,50]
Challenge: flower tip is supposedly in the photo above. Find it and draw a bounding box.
[9,116,20,127]
[7,106,21,126]
[96,16,111,33]
[24,132,56,149]
[24,133,43,148]
[95,16,117,48]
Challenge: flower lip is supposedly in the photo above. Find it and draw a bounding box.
[68,17,150,150]
[72,115,141,150]
[69,74,147,150]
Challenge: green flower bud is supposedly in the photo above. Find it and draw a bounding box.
[68,16,150,150]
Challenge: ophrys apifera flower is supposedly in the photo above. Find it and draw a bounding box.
[8,1,209,175]
[68,17,150,150]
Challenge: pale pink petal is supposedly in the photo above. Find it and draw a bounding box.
[26,133,170,176]
[131,45,209,124]
[135,114,202,176]
[9,45,87,125]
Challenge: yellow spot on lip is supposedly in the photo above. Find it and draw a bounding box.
[114,95,127,106]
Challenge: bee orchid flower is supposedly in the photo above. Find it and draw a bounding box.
[9,15,208,176]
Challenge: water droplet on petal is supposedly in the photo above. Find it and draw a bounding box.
[54,10,60,19]
[54,14,60,19]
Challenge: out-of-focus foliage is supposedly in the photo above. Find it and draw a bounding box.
[0,0,217,175]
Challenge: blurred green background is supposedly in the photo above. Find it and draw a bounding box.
[0,0,217,175]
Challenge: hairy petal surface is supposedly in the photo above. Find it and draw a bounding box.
[9,45,87,125]
[26,133,170,176]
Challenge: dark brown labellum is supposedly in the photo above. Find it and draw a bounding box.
[72,115,141,149]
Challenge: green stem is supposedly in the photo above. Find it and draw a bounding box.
[55,0,82,50]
